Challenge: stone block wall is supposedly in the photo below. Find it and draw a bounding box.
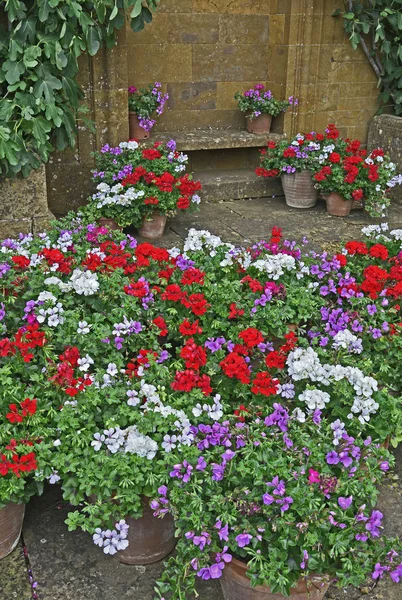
[127,0,379,139]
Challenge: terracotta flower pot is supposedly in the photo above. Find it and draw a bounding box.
[0,502,25,560]
[326,192,353,217]
[220,558,330,600]
[118,501,176,565]
[138,212,167,239]
[129,112,150,141]
[247,113,272,134]
[281,171,318,209]
[98,217,122,231]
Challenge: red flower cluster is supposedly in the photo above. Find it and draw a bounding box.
[6,398,37,423]
[0,324,46,363]
[255,167,280,178]
[153,316,168,336]
[180,337,207,370]
[179,319,203,336]
[219,353,251,385]
[40,248,73,274]
[171,369,212,396]
[0,451,37,477]
[142,149,162,161]
[228,303,245,319]
[251,371,278,396]
[238,327,264,348]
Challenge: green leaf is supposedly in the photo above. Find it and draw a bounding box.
[34,73,62,103]
[142,7,153,23]
[86,27,101,56]
[131,0,143,19]
[3,60,24,85]
[110,4,119,20]
[131,14,145,32]
[344,12,355,20]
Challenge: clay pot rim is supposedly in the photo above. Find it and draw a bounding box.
[226,556,331,589]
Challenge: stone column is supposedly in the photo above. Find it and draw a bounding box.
[46,26,129,216]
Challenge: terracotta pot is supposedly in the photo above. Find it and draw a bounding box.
[281,171,318,209]
[138,212,167,239]
[220,558,330,600]
[98,217,122,231]
[119,500,176,565]
[247,113,272,134]
[0,502,25,560]
[326,193,353,217]
[129,112,150,141]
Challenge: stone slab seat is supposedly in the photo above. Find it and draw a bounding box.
[142,129,286,152]
[195,169,284,203]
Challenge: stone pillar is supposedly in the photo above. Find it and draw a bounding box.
[46,27,129,216]
[275,0,378,140]
[0,166,54,238]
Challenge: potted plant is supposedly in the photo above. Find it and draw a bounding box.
[312,126,401,217]
[128,83,169,140]
[0,393,55,559]
[234,85,298,134]
[255,132,324,208]
[153,411,401,599]
[87,139,202,235]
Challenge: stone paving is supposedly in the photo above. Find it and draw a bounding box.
[1,196,402,600]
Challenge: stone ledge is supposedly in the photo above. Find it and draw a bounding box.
[196,168,283,202]
[142,129,286,151]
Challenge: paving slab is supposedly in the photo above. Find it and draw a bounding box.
[0,543,32,600]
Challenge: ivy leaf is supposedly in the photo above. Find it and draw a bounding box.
[45,104,63,127]
[34,73,62,103]
[3,60,24,84]
[32,117,52,145]
[86,27,101,56]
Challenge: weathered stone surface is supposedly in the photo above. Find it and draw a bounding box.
[157,0,193,12]
[167,82,217,111]
[191,147,261,172]
[167,13,219,43]
[129,43,192,83]
[156,108,245,131]
[0,166,51,220]
[219,14,269,44]
[0,219,32,238]
[368,115,402,171]
[0,544,32,600]
[142,130,285,151]
[196,169,283,202]
[193,44,268,81]
[193,0,272,14]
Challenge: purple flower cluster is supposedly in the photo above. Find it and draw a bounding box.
[262,476,294,512]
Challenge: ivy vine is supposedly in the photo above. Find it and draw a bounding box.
[335,0,402,115]
[0,0,159,178]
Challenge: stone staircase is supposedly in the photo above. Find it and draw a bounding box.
[144,129,286,202]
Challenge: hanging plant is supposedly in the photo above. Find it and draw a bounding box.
[334,1,402,115]
[0,0,160,178]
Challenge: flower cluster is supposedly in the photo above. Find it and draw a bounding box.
[235,84,298,119]
[85,140,202,227]
[128,82,169,132]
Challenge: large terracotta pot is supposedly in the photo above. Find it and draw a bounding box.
[247,113,272,134]
[129,112,150,141]
[119,500,176,565]
[0,502,25,560]
[281,171,318,209]
[138,212,167,239]
[220,558,330,600]
[98,217,122,231]
[326,193,353,217]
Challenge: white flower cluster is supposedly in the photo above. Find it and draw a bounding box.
[317,143,335,165]
[251,253,296,280]
[287,347,379,424]
[93,520,129,555]
[332,329,363,354]
[53,231,74,252]
[119,140,139,150]
[361,223,389,239]
[91,425,157,459]
[183,229,226,255]
[127,380,194,449]
[36,292,65,328]
[299,389,331,410]
[192,394,224,421]
[94,182,145,209]
[70,269,99,296]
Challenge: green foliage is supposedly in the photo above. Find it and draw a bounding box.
[335,1,402,114]
[0,0,160,178]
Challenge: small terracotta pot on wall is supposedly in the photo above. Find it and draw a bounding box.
[220,558,330,600]
[138,212,167,239]
[118,501,176,565]
[326,193,353,217]
[281,170,318,209]
[0,502,25,560]
[129,112,150,140]
[98,217,122,231]
[247,113,272,134]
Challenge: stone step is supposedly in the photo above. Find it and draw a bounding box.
[196,169,284,203]
[143,129,285,151]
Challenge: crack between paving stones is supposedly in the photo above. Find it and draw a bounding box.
[21,532,39,599]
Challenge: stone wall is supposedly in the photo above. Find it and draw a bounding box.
[127,0,379,139]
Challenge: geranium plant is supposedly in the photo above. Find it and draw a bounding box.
[255,131,325,178]
[312,126,400,217]
[153,411,401,598]
[235,84,298,120]
[83,139,202,227]
[128,83,169,133]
